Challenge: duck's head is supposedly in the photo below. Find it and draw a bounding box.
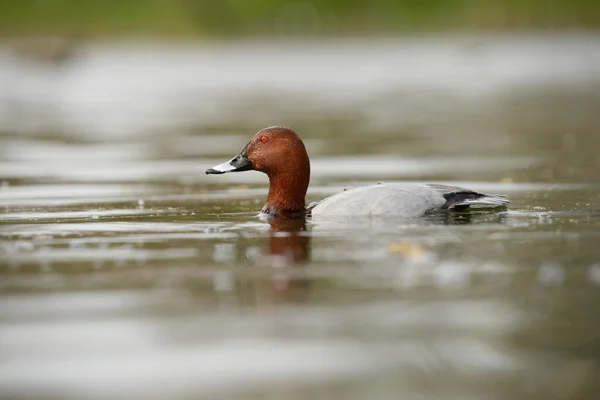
[206,126,311,216]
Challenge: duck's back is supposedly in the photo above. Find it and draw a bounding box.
[309,183,508,217]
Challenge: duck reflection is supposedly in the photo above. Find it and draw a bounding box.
[425,210,507,225]
[263,218,311,303]
[267,218,310,264]
[214,217,311,306]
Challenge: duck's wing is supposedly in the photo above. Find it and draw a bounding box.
[309,184,446,217]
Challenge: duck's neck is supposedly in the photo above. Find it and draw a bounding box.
[262,169,309,216]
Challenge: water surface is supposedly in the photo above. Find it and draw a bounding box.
[1,34,600,399]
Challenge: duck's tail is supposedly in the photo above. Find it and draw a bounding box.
[447,193,509,210]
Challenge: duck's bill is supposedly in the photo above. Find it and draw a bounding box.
[205,144,253,175]
[205,160,237,174]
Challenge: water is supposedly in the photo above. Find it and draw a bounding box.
[1,34,600,399]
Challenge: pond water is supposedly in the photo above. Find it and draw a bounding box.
[1,34,600,399]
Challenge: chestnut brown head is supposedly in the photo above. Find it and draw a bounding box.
[206,126,311,215]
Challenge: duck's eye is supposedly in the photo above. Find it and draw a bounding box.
[260,136,269,143]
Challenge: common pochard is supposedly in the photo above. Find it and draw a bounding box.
[206,126,509,218]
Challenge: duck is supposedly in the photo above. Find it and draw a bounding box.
[206,126,509,218]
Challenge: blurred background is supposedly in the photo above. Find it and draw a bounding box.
[1,1,600,400]
[1,0,599,37]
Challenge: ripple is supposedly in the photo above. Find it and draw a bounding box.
[0,208,161,222]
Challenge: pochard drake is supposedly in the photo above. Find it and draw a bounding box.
[206,126,509,218]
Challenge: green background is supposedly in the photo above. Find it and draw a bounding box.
[0,0,598,38]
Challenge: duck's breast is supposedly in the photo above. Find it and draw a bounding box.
[310,184,446,217]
